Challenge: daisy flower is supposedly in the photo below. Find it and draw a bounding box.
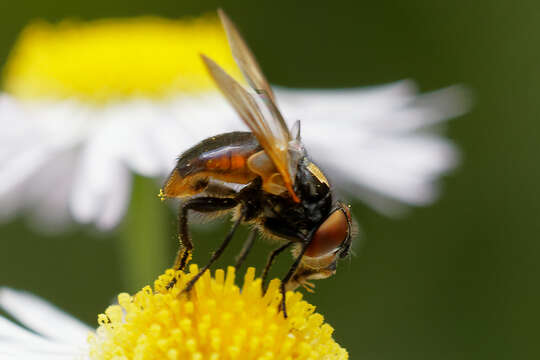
[0,14,468,231]
[0,266,347,359]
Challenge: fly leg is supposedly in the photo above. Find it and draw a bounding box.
[259,218,305,296]
[234,229,257,270]
[171,202,192,273]
[279,241,311,318]
[167,197,239,289]
[261,241,294,291]
[182,206,247,294]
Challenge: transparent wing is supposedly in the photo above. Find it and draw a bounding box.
[201,55,299,202]
[218,9,291,141]
[218,9,274,100]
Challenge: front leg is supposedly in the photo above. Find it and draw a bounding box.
[261,241,294,291]
[279,240,312,318]
[260,217,304,290]
[260,217,312,317]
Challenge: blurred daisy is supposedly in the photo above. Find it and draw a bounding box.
[0,287,90,359]
[0,266,347,359]
[0,14,468,230]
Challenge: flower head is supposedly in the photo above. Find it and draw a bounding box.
[0,266,347,360]
[90,265,347,360]
[3,16,239,102]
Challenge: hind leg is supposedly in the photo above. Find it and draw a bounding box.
[167,196,239,289]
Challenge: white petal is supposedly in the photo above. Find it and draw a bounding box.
[99,101,163,177]
[0,96,91,156]
[0,341,82,360]
[0,288,91,345]
[14,98,92,147]
[0,144,56,197]
[0,348,82,360]
[25,151,79,230]
[0,316,69,351]
[0,95,94,227]
[0,329,87,360]
[276,82,468,212]
[315,135,457,203]
[277,82,469,133]
[95,165,132,230]
[0,149,78,230]
[69,147,129,229]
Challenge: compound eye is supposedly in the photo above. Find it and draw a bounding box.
[306,209,349,257]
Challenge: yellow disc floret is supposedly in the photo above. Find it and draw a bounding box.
[88,265,348,360]
[3,16,241,103]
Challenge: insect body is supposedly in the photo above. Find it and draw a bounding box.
[162,10,353,317]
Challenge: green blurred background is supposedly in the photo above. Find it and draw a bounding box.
[0,0,537,359]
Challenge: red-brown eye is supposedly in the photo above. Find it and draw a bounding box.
[306,210,349,257]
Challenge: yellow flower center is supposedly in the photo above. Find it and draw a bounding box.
[2,16,240,103]
[88,265,348,360]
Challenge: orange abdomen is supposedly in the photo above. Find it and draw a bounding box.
[203,150,249,174]
[163,132,261,198]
